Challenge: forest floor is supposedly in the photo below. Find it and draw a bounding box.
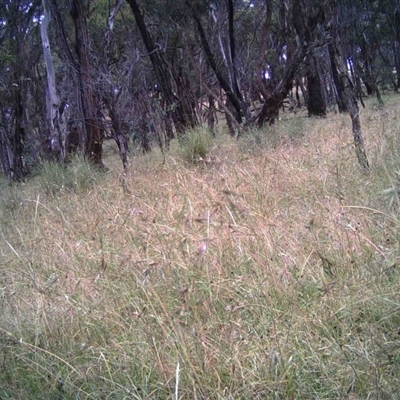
[1,95,400,399]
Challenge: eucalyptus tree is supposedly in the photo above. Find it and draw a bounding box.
[0,0,42,180]
[40,0,68,162]
[185,0,250,133]
[70,0,104,165]
[0,0,391,177]
[125,0,199,138]
[98,0,129,169]
[255,0,327,125]
[377,0,400,90]
[336,0,384,106]
[328,0,370,170]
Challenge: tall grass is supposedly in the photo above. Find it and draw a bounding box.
[179,126,214,164]
[1,96,400,399]
[36,153,103,196]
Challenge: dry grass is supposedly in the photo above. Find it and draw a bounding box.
[1,95,400,399]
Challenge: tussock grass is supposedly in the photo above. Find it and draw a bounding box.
[179,126,214,164]
[1,96,400,398]
[36,154,103,196]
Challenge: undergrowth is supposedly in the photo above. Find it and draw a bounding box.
[36,153,103,196]
[1,96,400,399]
[179,126,214,164]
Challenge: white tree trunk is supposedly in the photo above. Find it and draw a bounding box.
[40,0,66,160]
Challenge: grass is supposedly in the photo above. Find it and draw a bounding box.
[36,153,103,196]
[1,95,400,399]
[178,126,215,164]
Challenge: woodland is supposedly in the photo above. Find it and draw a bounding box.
[1,0,399,179]
[2,1,400,399]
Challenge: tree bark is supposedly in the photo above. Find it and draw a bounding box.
[125,0,190,135]
[0,106,13,179]
[307,56,327,117]
[12,90,26,180]
[328,42,348,113]
[70,0,103,165]
[257,0,326,126]
[189,1,246,126]
[103,0,129,170]
[328,2,369,170]
[40,0,67,162]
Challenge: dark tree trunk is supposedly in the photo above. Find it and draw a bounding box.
[207,94,216,136]
[70,0,103,165]
[257,41,312,126]
[257,0,326,126]
[11,90,26,180]
[227,0,244,110]
[257,96,281,126]
[103,0,129,170]
[328,42,348,113]
[175,68,198,129]
[48,0,83,155]
[363,79,374,96]
[393,41,400,90]
[307,56,327,117]
[225,98,237,137]
[105,98,129,170]
[126,0,191,134]
[138,116,151,153]
[164,114,174,151]
[350,63,365,108]
[357,38,381,107]
[328,2,369,170]
[187,1,247,126]
[0,105,13,178]
[393,8,400,89]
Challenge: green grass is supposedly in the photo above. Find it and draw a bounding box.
[35,153,103,196]
[178,126,214,164]
[1,96,400,399]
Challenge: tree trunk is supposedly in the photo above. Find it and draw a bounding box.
[328,2,369,170]
[307,56,327,116]
[257,41,311,126]
[175,68,198,129]
[188,1,246,125]
[70,0,103,166]
[257,0,326,126]
[103,0,129,170]
[0,105,13,179]
[393,7,400,89]
[392,41,400,90]
[126,0,191,135]
[328,42,348,113]
[12,90,26,180]
[48,0,83,154]
[207,94,216,136]
[40,0,67,162]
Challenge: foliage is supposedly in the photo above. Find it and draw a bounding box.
[3,0,400,177]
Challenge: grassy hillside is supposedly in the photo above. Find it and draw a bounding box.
[1,97,400,399]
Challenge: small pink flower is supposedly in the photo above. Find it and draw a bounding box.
[198,241,207,254]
